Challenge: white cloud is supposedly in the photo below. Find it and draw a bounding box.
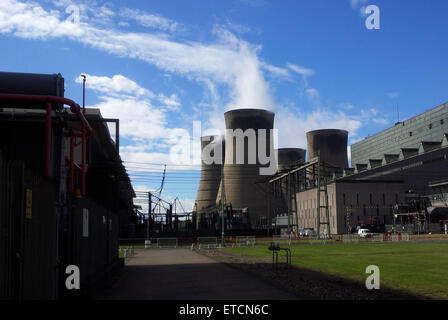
[349,0,370,17]
[0,0,280,111]
[338,103,354,110]
[373,118,389,125]
[287,63,315,77]
[350,0,368,9]
[387,92,400,99]
[306,88,319,100]
[261,62,290,78]
[120,8,181,32]
[158,93,181,111]
[76,74,153,97]
[275,106,362,149]
[237,0,269,8]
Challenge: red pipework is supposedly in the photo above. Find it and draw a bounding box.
[0,93,94,195]
[0,93,94,137]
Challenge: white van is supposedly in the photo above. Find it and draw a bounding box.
[358,228,370,238]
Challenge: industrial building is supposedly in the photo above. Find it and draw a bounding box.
[194,101,448,235]
[0,72,135,299]
[289,103,448,236]
[351,101,448,166]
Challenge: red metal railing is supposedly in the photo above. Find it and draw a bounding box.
[0,93,94,195]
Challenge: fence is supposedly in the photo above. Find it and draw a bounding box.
[235,236,256,247]
[157,237,178,248]
[392,233,410,242]
[119,246,136,260]
[308,235,328,245]
[342,234,359,244]
[272,235,292,246]
[197,237,218,249]
[371,233,384,243]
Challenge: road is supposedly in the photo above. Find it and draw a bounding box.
[98,248,297,300]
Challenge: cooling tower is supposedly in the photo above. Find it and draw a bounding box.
[276,148,306,173]
[275,148,306,223]
[219,108,275,226]
[195,135,224,212]
[306,129,349,171]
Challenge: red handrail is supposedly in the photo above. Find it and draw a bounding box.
[0,93,94,195]
[0,93,94,137]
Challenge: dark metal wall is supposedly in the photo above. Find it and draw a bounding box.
[0,154,58,300]
[63,197,120,296]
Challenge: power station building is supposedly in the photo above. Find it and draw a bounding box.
[351,101,448,166]
[292,102,448,235]
[194,102,448,235]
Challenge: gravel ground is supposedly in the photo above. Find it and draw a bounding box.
[199,249,426,300]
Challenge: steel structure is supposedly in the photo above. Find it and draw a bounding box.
[269,156,337,238]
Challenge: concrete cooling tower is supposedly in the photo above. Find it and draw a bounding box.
[306,129,349,173]
[276,148,306,173]
[194,135,224,212]
[219,108,275,226]
[275,148,307,220]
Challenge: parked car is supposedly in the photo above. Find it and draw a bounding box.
[358,228,371,238]
[303,228,316,237]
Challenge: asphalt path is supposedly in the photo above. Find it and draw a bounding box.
[98,248,297,300]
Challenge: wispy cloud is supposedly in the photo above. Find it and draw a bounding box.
[287,63,315,77]
[0,0,278,111]
[120,8,181,32]
[387,92,400,99]
[348,0,370,17]
[77,74,154,97]
[275,106,363,149]
[236,0,269,8]
[306,88,320,100]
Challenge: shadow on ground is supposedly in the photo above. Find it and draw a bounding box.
[94,249,297,300]
[201,250,426,300]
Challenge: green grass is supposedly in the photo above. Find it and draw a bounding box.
[224,242,448,299]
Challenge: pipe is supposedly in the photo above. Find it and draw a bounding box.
[0,93,94,194]
[0,93,94,137]
[70,135,75,192]
[81,75,87,194]
[81,75,86,115]
[46,101,52,177]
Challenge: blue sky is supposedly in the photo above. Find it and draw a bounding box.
[1,0,447,211]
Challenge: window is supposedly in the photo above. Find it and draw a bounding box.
[429,123,433,129]
[441,119,444,125]
[343,193,346,206]
[369,193,373,205]
[363,205,366,216]
[409,131,413,136]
